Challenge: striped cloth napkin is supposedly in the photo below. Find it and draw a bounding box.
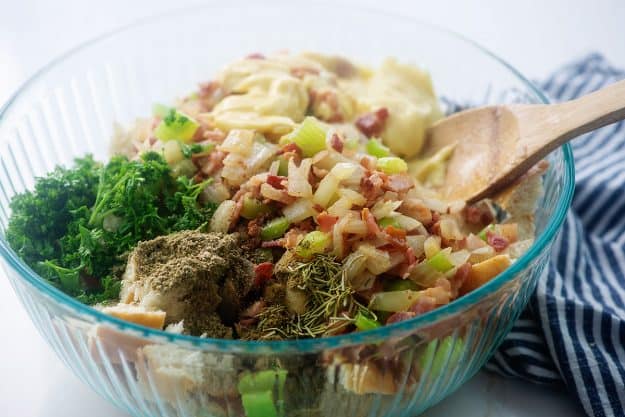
[486,54,625,417]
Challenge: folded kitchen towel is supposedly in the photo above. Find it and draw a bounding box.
[487,53,625,417]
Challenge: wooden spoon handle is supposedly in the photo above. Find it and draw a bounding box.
[518,79,625,155]
[554,78,625,141]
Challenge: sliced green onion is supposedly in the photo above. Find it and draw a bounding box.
[354,312,381,331]
[378,217,402,229]
[260,217,291,241]
[152,103,171,118]
[290,117,327,157]
[478,224,495,241]
[295,231,331,259]
[366,138,390,158]
[241,197,271,220]
[377,157,408,174]
[383,279,418,292]
[427,250,454,273]
[153,108,199,143]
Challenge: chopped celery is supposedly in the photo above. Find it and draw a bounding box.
[277,157,289,177]
[295,231,331,258]
[369,290,421,312]
[383,279,418,292]
[290,117,327,157]
[408,261,443,287]
[241,197,271,220]
[238,369,288,395]
[366,138,390,158]
[420,336,465,380]
[241,391,278,417]
[427,250,454,272]
[260,217,291,241]
[378,217,402,229]
[152,103,171,118]
[354,312,381,331]
[478,224,495,241]
[153,108,199,142]
[238,369,287,417]
[377,157,408,174]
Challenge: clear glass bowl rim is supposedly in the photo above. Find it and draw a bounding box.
[0,1,575,353]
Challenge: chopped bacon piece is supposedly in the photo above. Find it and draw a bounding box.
[291,66,320,78]
[283,228,303,248]
[254,262,274,286]
[487,231,509,251]
[399,198,433,225]
[198,150,226,176]
[261,239,285,248]
[247,219,262,238]
[464,203,495,226]
[355,107,389,137]
[385,225,407,240]
[198,81,220,99]
[246,52,266,60]
[383,174,414,193]
[266,175,286,190]
[330,133,344,153]
[312,90,343,123]
[361,208,380,237]
[279,142,302,155]
[241,300,266,319]
[359,155,377,171]
[408,296,436,315]
[386,311,416,324]
[450,263,471,297]
[202,129,227,142]
[317,212,339,233]
[405,247,416,266]
[361,172,385,203]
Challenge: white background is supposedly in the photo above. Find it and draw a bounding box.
[1,0,622,416]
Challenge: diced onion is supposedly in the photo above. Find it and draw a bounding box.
[406,235,426,258]
[357,244,392,275]
[287,158,313,198]
[439,217,464,240]
[313,173,339,208]
[210,200,237,233]
[327,197,352,217]
[342,252,368,287]
[219,129,255,155]
[330,162,357,180]
[338,188,366,206]
[424,236,442,259]
[283,199,317,223]
[393,214,422,232]
[371,200,402,220]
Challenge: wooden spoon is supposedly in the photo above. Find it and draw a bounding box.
[423,80,625,203]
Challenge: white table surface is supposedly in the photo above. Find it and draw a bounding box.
[1,0,621,415]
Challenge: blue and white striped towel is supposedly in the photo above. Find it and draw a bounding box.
[487,54,625,417]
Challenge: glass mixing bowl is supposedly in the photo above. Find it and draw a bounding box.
[0,3,574,416]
